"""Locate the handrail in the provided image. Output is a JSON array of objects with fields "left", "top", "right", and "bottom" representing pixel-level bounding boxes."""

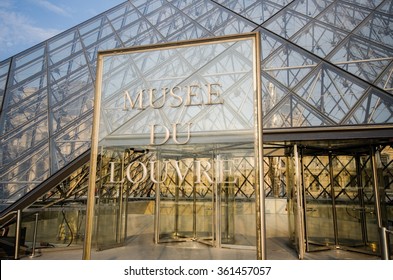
[
  {"left": 0, "top": 149, "right": 91, "bottom": 225},
  {"left": 0, "top": 210, "right": 17, "bottom": 228},
  {"left": 0, "top": 210, "right": 21, "bottom": 259}
]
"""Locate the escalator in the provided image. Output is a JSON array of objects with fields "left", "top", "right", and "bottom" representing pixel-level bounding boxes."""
[
  {"left": 0, "top": 148, "right": 154, "bottom": 259},
  {"left": 0, "top": 149, "right": 91, "bottom": 259}
]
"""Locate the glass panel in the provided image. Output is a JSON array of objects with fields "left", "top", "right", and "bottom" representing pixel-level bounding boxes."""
[
  {"left": 106, "top": 2, "right": 133, "bottom": 22},
  {"left": 329, "top": 35, "right": 393, "bottom": 83},
  {"left": 303, "top": 155, "right": 335, "bottom": 250},
  {"left": 213, "top": 15, "right": 257, "bottom": 36},
  {"left": 134, "top": 0, "right": 166, "bottom": 16},
  {"left": 346, "top": 89, "right": 393, "bottom": 125},
  {"left": 262, "top": 43, "right": 319, "bottom": 89},
  {"left": 154, "top": 12, "right": 193, "bottom": 39},
  {"left": 0, "top": 116, "right": 48, "bottom": 165},
  {"left": 316, "top": 1, "right": 371, "bottom": 32},
  {"left": 286, "top": 154, "right": 301, "bottom": 256},
  {"left": 2, "top": 75, "right": 48, "bottom": 134},
  {"left": 379, "top": 146, "right": 393, "bottom": 258},
  {"left": 358, "top": 154, "right": 380, "bottom": 253},
  {"left": 53, "top": 115, "right": 92, "bottom": 170},
  {"left": 145, "top": 4, "right": 177, "bottom": 26},
  {"left": 260, "top": 29, "right": 285, "bottom": 61},
  {"left": 158, "top": 151, "right": 214, "bottom": 243},
  {"left": 333, "top": 155, "right": 379, "bottom": 254},
  {"left": 0, "top": 144, "right": 50, "bottom": 203},
  {"left": 51, "top": 88, "right": 93, "bottom": 132},
  {"left": 0, "top": 60, "right": 10, "bottom": 110},
  {"left": 291, "top": 95, "right": 332, "bottom": 127},
  {"left": 167, "top": 23, "right": 207, "bottom": 42},
  {"left": 14, "top": 46, "right": 45, "bottom": 69},
  {"left": 291, "top": 0, "right": 333, "bottom": 18},
  {"left": 90, "top": 34, "right": 260, "bottom": 254},
  {"left": 181, "top": 0, "right": 217, "bottom": 21},
  {"left": 376, "top": 63, "right": 393, "bottom": 94},
  {"left": 355, "top": 12, "right": 393, "bottom": 49},
  {"left": 95, "top": 148, "right": 128, "bottom": 249},
  {"left": 49, "top": 65, "right": 92, "bottom": 107},
  {"left": 345, "top": 0, "right": 384, "bottom": 9},
  {"left": 20, "top": 207, "right": 86, "bottom": 250},
  {"left": 215, "top": 0, "right": 283, "bottom": 25},
  {"left": 112, "top": 10, "right": 143, "bottom": 33},
  {"left": 378, "top": 0, "right": 393, "bottom": 14},
  {"left": 263, "top": 10, "right": 310, "bottom": 39},
  {"left": 220, "top": 149, "right": 256, "bottom": 247},
  {"left": 290, "top": 22, "right": 348, "bottom": 58},
  {"left": 296, "top": 64, "right": 368, "bottom": 124}
]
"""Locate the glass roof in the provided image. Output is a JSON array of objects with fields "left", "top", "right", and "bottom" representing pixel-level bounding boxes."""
[{"left": 1, "top": 0, "right": 393, "bottom": 204}]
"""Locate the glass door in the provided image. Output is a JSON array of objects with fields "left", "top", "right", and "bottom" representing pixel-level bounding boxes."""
[
  {"left": 219, "top": 151, "right": 256, "bottom": 249},
  {"left": 302, "top": 152, "right": 381, "bottom": 255},
  {"left": 156, "top": 145, "right": 257, "bottom": 249},
  {"left": 157, "top": 151, "right": 215, "bottom": 245},
  {"left": 333, "top": 155, "right": 379, "bottom": 254},
  {"left": 302, "top": 155, "right": 335, "bottom": 251},
  {"left": 95, "top": 148, "right": 128, "bottom": 250},
  {"left": 287, "top": 146, "right": 305, "bottom": 258}
]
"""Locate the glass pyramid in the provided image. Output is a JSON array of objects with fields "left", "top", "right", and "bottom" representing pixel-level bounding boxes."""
[{"left": 1, "top": 0, "right": 393, "bottom": 206}]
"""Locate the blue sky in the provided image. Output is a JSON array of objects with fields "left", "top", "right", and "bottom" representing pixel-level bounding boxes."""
[{"left": 0, "top": 0, "right": 125, "bottom": 61}]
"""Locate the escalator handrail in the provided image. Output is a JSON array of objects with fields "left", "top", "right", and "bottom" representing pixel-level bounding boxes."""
[{"left": 0, "top": 149, "right": 91, "bottom": 224}]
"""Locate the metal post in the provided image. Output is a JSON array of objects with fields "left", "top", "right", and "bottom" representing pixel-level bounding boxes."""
[
  {"left": 14, "top": 209, "right": 22, "bottom": 260},
  {"left": 215, "top": 154, "right": 221, "bottom": 248},
  {"left": 380, "top": 227, "right": 390, "bottom": 260},
  {"left": 154, "top": 182, "right": 160, "bottom": 243},
  {"left": 83, "top": 54, "right": 103, "bottom": 260},
  {"left": 300, "top": 148, "right": 309, "bottom": 252},
  {"left": 175, "top": 164, "right": 179, "bottom": 238},
  {"left": 370, "top": 146, "right": 389, "bottom": 260},
  {"left": 117, "top": 151, "right": 125, "bottom": 243},
  {"left": 154, "top": 151, "right": 161, "bottom": 244},
  {"left": 254, "top": 31, "right": 266, "bottom": 260},
  {"left": 30, "top": 213, "right": 39, "bottom": 258},
  {"left": 193, "top": 158, "right": 197, "bottom": 239},
  {"left": 328, "top": 153, "right": 339, "bottom": 247},
  {"left": 294, "top": 145, "right": 305, "bottom": 259},
  {"left": 356, "top": 155, "right": 368, "bottom": 246}
]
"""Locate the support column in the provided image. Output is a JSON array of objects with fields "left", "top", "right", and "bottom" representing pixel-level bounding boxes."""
[
  {"left": 328, "top": 153, "right": 339, "bottom": 247},
  {"left": 294, "top": 145, "right": 305, "bottom": 259},
  {"left": 370, "top": 146, "right": 389, "bottom": 260},
  {"left": 154, "top": 152, "right": 161, "bottom": 244}
]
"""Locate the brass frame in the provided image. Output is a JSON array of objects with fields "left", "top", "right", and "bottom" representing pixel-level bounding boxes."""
[{"left": 83, "top": 32, "right": 265, "bottom": 259}]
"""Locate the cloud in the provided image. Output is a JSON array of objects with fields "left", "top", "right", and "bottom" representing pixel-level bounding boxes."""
[
  {"left": 34, "top": 0, "right": 71, "bottom": 17},
  {"left": 0, "top": 0, "right": 13, "bottom": 9},
  {"left": 0, "top": 10, "right": 61, "bottom": 59}
]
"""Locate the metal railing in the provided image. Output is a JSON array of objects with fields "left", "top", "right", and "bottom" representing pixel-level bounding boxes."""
[
  {"left": 381, "top": 226, "right": 392, "bottom": 260},
  {"left": 0, "top": 210, "right": 21, "bottom": 259}
]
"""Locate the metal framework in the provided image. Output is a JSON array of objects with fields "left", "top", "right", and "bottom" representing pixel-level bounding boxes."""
[
  {"left": 0, "top": 0, "right": 393, "bottom": 260},
  {"left": 0, "top": 0, "right": 393, "bottom": 209}
]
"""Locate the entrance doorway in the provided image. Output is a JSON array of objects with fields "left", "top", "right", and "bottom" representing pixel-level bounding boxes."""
[
  {"left": 154, "top": 145, "right": 257, "bottom": 249},
  {"left": 302, "top": 153, "right": 379, "bottom": 254},
  {"left": 288, "top": 144, "right": 393, "bottom": 258}
]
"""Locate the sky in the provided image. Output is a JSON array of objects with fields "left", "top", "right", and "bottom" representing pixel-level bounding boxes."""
[{"left": 0, "top": 0, "right": 126, "bottom": 61}]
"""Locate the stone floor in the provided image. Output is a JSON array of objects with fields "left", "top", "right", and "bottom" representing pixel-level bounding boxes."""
[
  {"left": 23, "top": 236, "right": 380, "bottom": 260},
  {"left": 20, "top": 214, "right": 381, "bottom": 261}
]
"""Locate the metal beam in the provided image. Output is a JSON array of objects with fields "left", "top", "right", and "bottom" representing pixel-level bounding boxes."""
[{"left": 0, "top": 149, "right": 91, "bottom": 223}]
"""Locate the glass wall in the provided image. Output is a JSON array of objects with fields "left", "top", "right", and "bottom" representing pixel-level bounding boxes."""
[{"left": 83, "top": 33, "right": 263, "bottom": 257}]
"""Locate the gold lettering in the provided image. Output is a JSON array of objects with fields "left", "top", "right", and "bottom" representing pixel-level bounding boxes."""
[
  {"left": 206, "top": 83, "right": 223, "bottom": 105},
  {"left": 123, "top": 90, "right": 145, "bottom": 110},
  {"left": 185, "top": 84, "right": 202, "bottom": 106},
  {"left": 149, "top": 87, "right": 167, "bottom": 109},
  {"left": 169, "top": 86, "right": 183, "bottom": 107}
]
